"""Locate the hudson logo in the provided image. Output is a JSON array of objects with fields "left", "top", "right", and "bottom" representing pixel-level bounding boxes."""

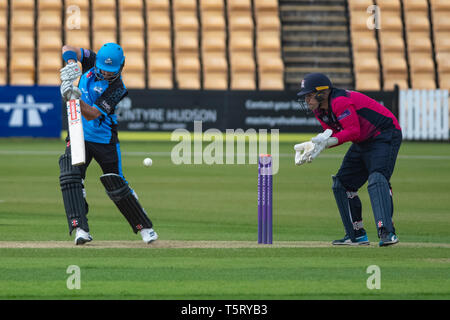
[{"left": 0, "top": 94, "right": 54, "bottom": 127}]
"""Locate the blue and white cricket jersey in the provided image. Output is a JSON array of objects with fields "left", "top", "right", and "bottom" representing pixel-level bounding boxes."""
[{"left": 77, "top": 48, "right": 128, "bottom": 144}]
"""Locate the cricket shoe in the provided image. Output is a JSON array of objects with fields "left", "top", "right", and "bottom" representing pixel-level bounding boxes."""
[
  {"left": 140, "top": 228, "right": 158, "bottom": 244},
  {"left": 332, "top": 234, "right": 370, "bottom": 246},
  {"left": 74, "top": 228, "right": 93, "bottom": 245},
  {"left": 379, "top": 230, "right": 399, "bottom": 247}
]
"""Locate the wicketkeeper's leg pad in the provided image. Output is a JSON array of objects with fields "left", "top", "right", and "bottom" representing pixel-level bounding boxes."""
[
  {"left": 367, "top": 172, "right": 395, "bottom": 235},
  {"left": 100, "top": 173, "right": 153, "bottom": 233},
  {"left": 59, "top": 153, "right": 89, "bottom": 235},
  {"left": 332, "top": 175, "right": 356, "bottom": 241}
]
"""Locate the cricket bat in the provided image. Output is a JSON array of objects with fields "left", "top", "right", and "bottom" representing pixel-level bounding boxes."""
[{"left": 67, "top": 92, "right": 86, "bottom": 166}]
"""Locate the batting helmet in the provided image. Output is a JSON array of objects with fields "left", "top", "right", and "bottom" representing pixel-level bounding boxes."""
[{"left": 95, "top": 43, "right": 125, "bottom": 74}]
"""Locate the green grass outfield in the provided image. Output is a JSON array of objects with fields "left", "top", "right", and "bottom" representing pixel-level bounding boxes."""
[{"left": 0, "top": 134, "right": 449, "bottom": 300}]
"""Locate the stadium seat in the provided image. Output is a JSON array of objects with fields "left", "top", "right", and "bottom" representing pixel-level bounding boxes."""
[
  {"left": 38, "top": 11, "right": 62, "bottom": 30},
  {"left": 229, "top": 31, "right": 253, "bottom": 52},
  {"left": 93, "top": 31, "right": 117, "bottom": 51},
  {"left": 120, "top": 11, "right": 144, "bottom": 31},
  {"left": 173, "top": 11, "right": 198, "bottom": 31},
  {"left": 259, "top": 73, "right": 284, "bottom": 90},
  {"left": 121, "top": 32, "right": 145, "bottom": 51},
  {"left": 350, "top": 12, "right": 372, "bottom": 31},
  {"left": 38, "top": 31, "right": 62, "bottom": 51},
  {"left": 146, "top": 0, "right": 170, "bottom": 10},
  {"left": 173, "top": 0, "right": 197, "bottom": 11},
  {"left": 0, "top": 50, "right": 6, "bottom": 85},
  {"left": 256, "top": 32, "right": 281, "bottom": 52},
  {"left": 66, "top": 30, "right": 90, "bottom": 50},
  {"left": 411, "top": 73, "right": 436, "bottom": 89},
  {"left": 200, "top": 0, "right": 223, "bottom": 11},
  {"left": 405, "top": 12, "right": 430, "bottom": 32},
  {"left": 432, "top": 12, "right": 450, "bottom": 32},
  {"left": 147, "top": 12, "right": 171, "bottom": 30},
  {"left": 438, "top": 73, "right": 450, "bottom": 89},
  {"left": 93, "top": 10, "right": 117, "bottom": 30},
  {"left": 348, "top": 0, "right": 374, "bottom": 11},
  {"left": 38, "top": 52, "right": 62, "bottom": 85},
  {"left": 355, "top": 72, "right": 381, "bottom": 91},
  {"left": 228, "top": 12, "right": 253, "bottom": 32},
  {"left": 149, "top": 72, "right": 173, "bottom": 89},
  {"left": 148, "top": 31, "right": 172, "bottom": 51},
  {"left": 434, "top": 32, "right": 450, "bottom": 51},
  {"left": 65, "top": 0, "right": 89, "bottom": 10},
  {"left": 11, "top": 0, "right": 34, "bottom": 10},
  {"left": 407, "top": 32, "right": 432, "bottom": 52},
  {"left": 380, "top": 12, "right": 403, "bottom": 31},
  {"left": 148, "top": 52, "right": 173, "bottom": 73},
  {"left": 203, "top": 73, "right": 228, "bottom": 90},
  {"left": 174, "top": 31, "right": 198, "bottom": 53},
  {"left": 11, "top": 10, "right": 34, "bottom": 30},
  {"left": 228, "top": 0, "right": 251, "bottom": 12},
  {"left": 430, "top": 0, "right": 450, "bottom": 10},
  {"left": 231, "top": 72, "right": 255, "bottom": 90},
  {"left": 352, "top": 32, "right": 377, "bottom": 51},
  {"left": 230, "top": 52, "right": 255, "bottom": 73},
  {"left": 119, "top": 0, "right": 143, "bottom": 10},
  {"left": 379, "top": 32, "right": 405, "bottom": 51},
  {"left": 376, "top": 0, "right": 401, "bottom": 10},
  {"left": 201, "top": 11, "right": 225, "bottom": 30},
  {"left": 255, "top": 12, "right": 281, "bottom": 32},
  {"left": 38, "top": 0, "right": 62, "bottom": 12},
  {"left": 436, "top": 53, "right": 450, "bottom": 72},
  {"left": 253, "top": 0, "right": 278, "bottom": 13},
  {"left": 353, "top": 52, "right": 379, "bottom": 73},
  {"left": 92, "top": 0, "right": 112, "bottom": 10},
  {"left": 122, "top": 72, "right": 146, "bottom": 89},
  {"left": 10, "top": 52, "right": 35, "bottom": 85},
  {"left": 403, "top": 0, "right": 428, "bottom": 11},
  {"left": 203, "top": 53, "right": 227, "bottom": 89},
  {"left": 11, "top": 31, "right": 34, "bottom": 50},
  {"left": 202, "top": 31, "right": 226, "bottom": 52}
]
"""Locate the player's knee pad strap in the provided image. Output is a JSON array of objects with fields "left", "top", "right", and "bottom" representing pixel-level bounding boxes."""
[
  {"left": 368, "top": 172, "right": 394, "bottom": 233},
  {"left": 332, "top": 176, "right": 356, "bottom": 240},
  {"left": 59, "top": 154, "right": 89, "bottom": 234},
  {"left": 100, "top": 173, "right": 152, "bottom": 233}
]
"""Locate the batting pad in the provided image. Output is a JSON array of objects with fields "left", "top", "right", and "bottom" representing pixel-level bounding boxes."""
[
  {"left": 332, "top": 176, "right": 356, "bottom": 241},
  {"left": 100, "top": 173, "right": 153, "bottom": 233},
  {"left": 59, "top": 154, "right": 89, "bottom": 234},
  {"left": 367, "top": 172, "right": 395, "bottom": 234}
]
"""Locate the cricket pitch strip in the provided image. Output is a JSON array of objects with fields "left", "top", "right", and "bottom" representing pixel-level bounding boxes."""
[{"left": 0, "top": 241, "right": 449, "bottom": 249}]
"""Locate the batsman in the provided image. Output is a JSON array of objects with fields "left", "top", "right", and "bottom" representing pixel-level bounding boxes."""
[
  {"left": 295, "top": 73, "right": 402, "bottom": 247},
  {"left": 59, "top": 43, "right": 158, "bottom": 245}
]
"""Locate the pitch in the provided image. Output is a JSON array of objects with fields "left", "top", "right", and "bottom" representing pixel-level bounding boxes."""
[{"left": 0, "top": 136, "right": 449, "bottom": 299}]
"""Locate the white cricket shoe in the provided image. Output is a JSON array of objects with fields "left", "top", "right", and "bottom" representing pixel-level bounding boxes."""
[
  {"left": 140, "top": 228, "right": 158, "bottom": 244},
  {"left": 75, "top": 228, "right": 93, "bottom": 245}
]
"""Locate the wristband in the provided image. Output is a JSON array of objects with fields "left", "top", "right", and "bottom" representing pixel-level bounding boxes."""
[{"left": 62, "top": 50, "right": 78, "bottom": 63}]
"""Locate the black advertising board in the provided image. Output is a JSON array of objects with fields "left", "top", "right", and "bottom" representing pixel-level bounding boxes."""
[{"left": 63, "top": 89, "right": 397, "bottom": 133}]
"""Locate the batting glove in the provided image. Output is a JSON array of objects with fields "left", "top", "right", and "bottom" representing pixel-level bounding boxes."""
[
  {"left": 60, "top": 80, "right": 73, "bottom": 100},
  {"left": 60, "top": 62, "right": 82, "bottom": 82}
]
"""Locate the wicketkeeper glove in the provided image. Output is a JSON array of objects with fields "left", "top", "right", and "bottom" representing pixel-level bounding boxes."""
[
  {"left": 294, "top": 141, "right": 315, "bottom": 166},
  {"left": 308, "top": 129, "right": 337, "bottom": 161}
]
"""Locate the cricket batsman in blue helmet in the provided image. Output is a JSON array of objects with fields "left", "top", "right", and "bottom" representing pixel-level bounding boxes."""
[{"left": 58, "top": 43, "right": 158, "bottom": 245}]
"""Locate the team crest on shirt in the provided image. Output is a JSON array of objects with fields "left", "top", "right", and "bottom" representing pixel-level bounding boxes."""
[
  {"left": 86, "top": 71, "right": 93, "bottom": 78},
  {"left": 93, "top": 86, "right": 103, "bottom": 94},
  {"left": 337, "top": 109, "right": 351, "bottom": 120}
]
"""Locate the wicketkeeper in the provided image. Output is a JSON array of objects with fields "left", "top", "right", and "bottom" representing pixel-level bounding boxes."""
[
  {"left": 295, "top": 73, "right": 402, "bottom": 247},
  {"left": 59, "top": 43, "right": 158, "bottom": 245}
]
